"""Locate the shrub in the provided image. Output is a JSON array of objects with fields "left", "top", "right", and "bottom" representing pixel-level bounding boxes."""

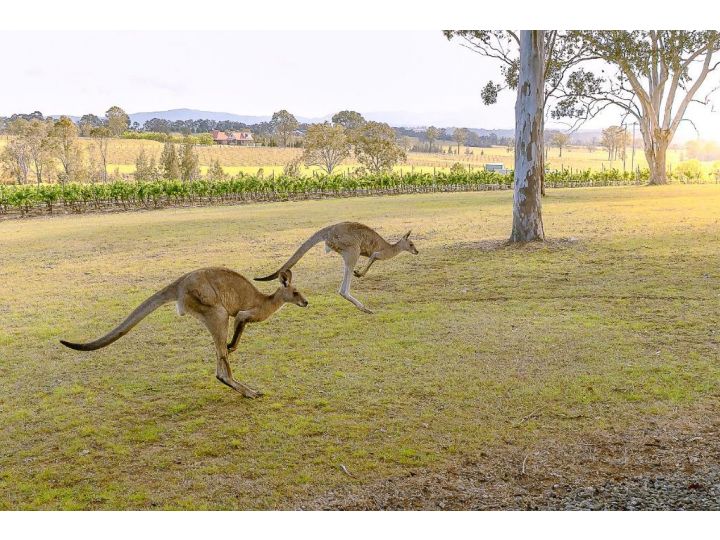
[
  {"left": 673, "top": 159, "right": 704, "bottom": 181},
  {"left": 450, "top": 162, "right": 467, "bottom": 175}
]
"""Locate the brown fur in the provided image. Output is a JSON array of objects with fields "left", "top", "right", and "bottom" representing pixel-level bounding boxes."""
[
  {"left": 60, "top": 268, "right": 307, "bottom": 397},
  {"left": 256, "top": 222, "right": 418, "bottom": 313}
]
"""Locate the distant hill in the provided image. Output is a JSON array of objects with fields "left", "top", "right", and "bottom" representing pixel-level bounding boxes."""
[
  {"left": 467, "top": 127, "right": 515, "bottom": 138},
  {"left": 129, "top": 109, "right": 269, "bottom": 125},
  {"left": 48, "top": 115, "right": 81, "bottom": 122},
  {"left": 125, "top": 109, "right": 514, "bottom": 133},
  {"left": 127, "top": 108, "right": 328, "bottom": 126}
]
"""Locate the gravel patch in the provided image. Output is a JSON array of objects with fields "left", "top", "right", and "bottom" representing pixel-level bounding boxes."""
[{"left": 532, "top": 468, "right": 720, "bottom": 510}]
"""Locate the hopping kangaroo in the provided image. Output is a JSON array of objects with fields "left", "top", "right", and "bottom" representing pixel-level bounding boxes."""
[
  {"left": 60, "top": 268, "right": 307, "bottom": 397},
  {"left": 256, "top": 222, "right": 418, "bottom": 313}
]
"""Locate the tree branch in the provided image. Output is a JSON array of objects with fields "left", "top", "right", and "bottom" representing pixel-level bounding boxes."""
[
  {"left": 670, "top": 44, "right": 717, "bottom": 135},
  {"left": 679, "top": 117, "right": 700, "bottom": 137}
]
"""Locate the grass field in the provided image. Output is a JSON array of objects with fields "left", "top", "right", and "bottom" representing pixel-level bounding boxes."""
[
  {"left": 1, "top": 185, "right": 719, "bottom": 509},
  {"left": 3, "top": 135, "right": 718, "bottom": 180}
]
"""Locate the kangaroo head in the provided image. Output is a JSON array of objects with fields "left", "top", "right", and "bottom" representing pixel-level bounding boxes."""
[
  {"left": 278, "top": 270, "right": 309, "bottom": 307},
  {"left": 398, "top": 230, "right": 419, "bottom": 255}
]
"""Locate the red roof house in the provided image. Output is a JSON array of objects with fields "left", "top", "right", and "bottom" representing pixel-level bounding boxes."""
[{"left": 211, "top": 130, "right": 254, "bottom": 146}]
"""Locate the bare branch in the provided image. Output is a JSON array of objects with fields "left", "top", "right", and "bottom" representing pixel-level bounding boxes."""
[
  {"left": 455, "top": 34, "right": 514, "bottom": 67},
  {"left": 679, "top": 117, "right": 700, "bottom": 137}
]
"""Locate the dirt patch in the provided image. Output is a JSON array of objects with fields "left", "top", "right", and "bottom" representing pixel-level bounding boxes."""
[
  {"left": 452, "top": 237, "right": 582, "bottom": 253},
  {"left": 300, "top": 402, "right": 720, "bottom": 510}
]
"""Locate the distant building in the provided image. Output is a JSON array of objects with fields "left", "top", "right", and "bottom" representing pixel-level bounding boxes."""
[
  {"left": 210, "top": 130, "right": 254, "bottom": 146},
  {"left": 484, "top": 163, "right": 510, "bottom": 175}
]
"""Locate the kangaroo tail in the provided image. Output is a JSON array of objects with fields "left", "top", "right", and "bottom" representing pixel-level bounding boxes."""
[
  {"left": 255, "top": 226, "right": 333, "bottom": 281},
  {"left": 60, "top": 281, "right": 179, "bottom": 351}
]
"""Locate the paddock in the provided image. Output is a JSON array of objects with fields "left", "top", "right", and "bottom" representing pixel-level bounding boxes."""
[{"left": 0, "top": 185, "right": 718, "bottom": 509}]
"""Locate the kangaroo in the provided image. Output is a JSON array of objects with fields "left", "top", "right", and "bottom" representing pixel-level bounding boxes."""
[
  {"left": 255, "top": 222, "right": 418, "bottom": 314},
  {"left": 60, "top": 268, "right": 307, "bottom": 398}
]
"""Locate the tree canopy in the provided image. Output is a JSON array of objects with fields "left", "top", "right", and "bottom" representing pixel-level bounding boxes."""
[
  {"left": 331, "top": 110, "right": 366, "bottom": 131},
  {"left": 301, "top": 123, "right": 351, "bottom": 174},
  {"left": 105, "top": 106, "right": 130, "bottom": 137},
  {"left": 453, "top": 128, "right": 469, "bottom": 154},
  {"left": 78, "top": 114, "right": 103, "bottom": 137},
  {"left": 271, "top": 110, "right": 299, "bottom": 147},
  {"left": 425, "top": 126, "right": 440, "bottom": 152},
  {"left": 600, "top": 126, "right": 628, "bottom": 160},
  {"left": 353, "top": 122, "right": 406, "bottom": 174},
  {"left": 49, "top": 116, "right": 80, "bottom": 182},
  {"left": 444, "top": 31, "right": 596, "bottom": 115},
  {"left": 550, "top": 132, "right": 570, "bottom": 156}
]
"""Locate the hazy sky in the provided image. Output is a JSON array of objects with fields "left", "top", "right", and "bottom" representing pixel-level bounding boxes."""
[{"left": 1, "top": 30, "right": 719, "bottom": 140}]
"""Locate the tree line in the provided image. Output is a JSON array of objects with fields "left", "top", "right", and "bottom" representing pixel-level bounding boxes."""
[
  {"left": 399, "top": 126, "right": 513, "bottom": 152},
  {"left": 0, "top": 106, "right": 130, "bottom": 184},
  {"left": 2, "top": 106, "right": 516, "bottom": 158},
  {"left": 0, "top": 108, "right": 411, "bottom": 183}
]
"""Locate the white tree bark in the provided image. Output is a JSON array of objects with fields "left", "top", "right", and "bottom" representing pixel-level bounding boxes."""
[{"left": 510, "top": 30, "right": 546, "bottom": 243}]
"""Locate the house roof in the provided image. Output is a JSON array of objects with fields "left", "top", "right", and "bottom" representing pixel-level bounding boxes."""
[{"left": 211, "top": 130, "right": 253, "bottom": 141}]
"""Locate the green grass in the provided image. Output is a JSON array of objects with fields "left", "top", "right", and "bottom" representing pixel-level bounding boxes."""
[{"left": 1, "top": 185, "right": 719, "bottom": 509}]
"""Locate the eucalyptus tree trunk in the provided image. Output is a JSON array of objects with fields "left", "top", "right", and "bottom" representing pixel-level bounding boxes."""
[
  {"left": 510, "top": 30, "right": 546, "bottom": 243},
  {"left": 641, "top": 123, "right": 670, "bottom": 185}
]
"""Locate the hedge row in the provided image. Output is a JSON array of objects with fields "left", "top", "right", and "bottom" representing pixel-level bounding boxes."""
[
  {"left": 121, "top": 131, "right": 215, "bottom": 145},
  {"left": 0, "top": 168, "right": 649, "bottom": 217}
]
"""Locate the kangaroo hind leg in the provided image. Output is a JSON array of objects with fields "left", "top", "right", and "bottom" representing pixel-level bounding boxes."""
[
  {"left": 339, "top": 250, "right": 373, "bottom": 314},
  {"left": 201, "top": 306, "right": 262, "bottom": 398}
]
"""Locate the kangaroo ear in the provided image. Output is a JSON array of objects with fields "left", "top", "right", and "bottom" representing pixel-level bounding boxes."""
[
  {"left": 279, "top": 269, "right": 292, "bottom": 287},
  {"left": 403, "top": 230, "right": 412, "bottom": 239}
]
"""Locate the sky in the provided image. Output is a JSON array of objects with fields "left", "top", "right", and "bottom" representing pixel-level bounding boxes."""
[{"left": 1, "top": 30, "right": 719, "bottom": 141}]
